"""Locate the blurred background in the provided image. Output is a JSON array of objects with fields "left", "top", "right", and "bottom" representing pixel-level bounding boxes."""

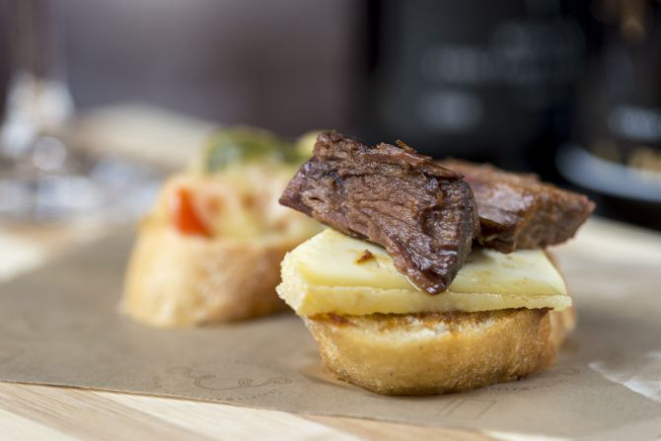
[{"left": 0, "top": 0, "right": 660, "bottom": 229}]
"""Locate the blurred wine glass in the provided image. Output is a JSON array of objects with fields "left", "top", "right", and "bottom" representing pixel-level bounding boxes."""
[{"left": 0, "top": 0, "right": 157, "bottom": 224}]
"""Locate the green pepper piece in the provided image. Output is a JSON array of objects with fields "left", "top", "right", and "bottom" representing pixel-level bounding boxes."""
[{"left": 202, "top": 127, "right": 303, "bottom": 173}]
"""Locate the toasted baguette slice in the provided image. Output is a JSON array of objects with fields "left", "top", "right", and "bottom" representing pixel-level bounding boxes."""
[
  {"left": 304, "top": 307, "right": 575, "bottom": 395},
  {"left": 123, "top": 220, "right": 306, "bottom": 327},
  {"left": 123, "top": 166, "right": 320, "bottom": 328}
]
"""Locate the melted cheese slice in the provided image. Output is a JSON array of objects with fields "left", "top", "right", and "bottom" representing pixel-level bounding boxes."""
[{"left": 277, "top": 229, "right": 570, "bottom": 316}]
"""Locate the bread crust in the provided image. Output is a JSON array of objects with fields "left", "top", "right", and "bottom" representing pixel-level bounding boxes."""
[
  {"left": 304, "top": 307, "right": 575, "bottom": 395},
  {"left": 123, "top": 211, "right": 319, "bottom": 327}
]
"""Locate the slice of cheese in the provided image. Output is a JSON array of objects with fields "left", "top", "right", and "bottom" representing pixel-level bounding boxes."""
[{"left": 277, "top": 229, "right": 570, "bottom": 316}]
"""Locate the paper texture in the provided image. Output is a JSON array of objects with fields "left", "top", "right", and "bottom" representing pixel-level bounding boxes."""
[{"left": 0, "top": 225, "right": 660, "bottom": 440}]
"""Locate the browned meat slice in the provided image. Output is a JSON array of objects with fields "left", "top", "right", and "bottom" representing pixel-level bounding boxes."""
[
  {"left": 438, "top": 159, "right": 595, "bottom": 253},
  {"left": 280, "top": 131, "right": 479, "bottom": 294}
]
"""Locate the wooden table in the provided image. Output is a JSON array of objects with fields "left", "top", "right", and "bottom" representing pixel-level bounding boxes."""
[{"left": 1, "top": 218, "right": 659, "bottom": 440}]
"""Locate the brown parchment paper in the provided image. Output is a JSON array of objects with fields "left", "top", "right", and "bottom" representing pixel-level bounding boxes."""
[{"left": 1, "top": 226, "right": 660, "bottom": 440}]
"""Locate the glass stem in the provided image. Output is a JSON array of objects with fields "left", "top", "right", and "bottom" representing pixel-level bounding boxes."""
[{"left": 1, "top": 0, "right": 74, "bottom": 158}]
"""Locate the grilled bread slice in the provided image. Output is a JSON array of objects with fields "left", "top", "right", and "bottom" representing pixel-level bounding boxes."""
[{"left": 305, "top": 306, "right": 575, "bottom": 395}]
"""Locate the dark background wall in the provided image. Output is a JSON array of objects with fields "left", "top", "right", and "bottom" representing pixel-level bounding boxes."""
[{"left": 1, "top": 0, "right": 362, "bottom": 136}]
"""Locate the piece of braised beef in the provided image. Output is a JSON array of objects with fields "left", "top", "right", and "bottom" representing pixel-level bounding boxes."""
[
  {"left": 280, "top": 131, "right": 479, "bottom": 294},
  {"left": 438, "top": 159, "right": 595, "bottom": 253}
]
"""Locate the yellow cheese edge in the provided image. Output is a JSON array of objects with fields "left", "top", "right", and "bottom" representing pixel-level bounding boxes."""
[{"left": 277, "top": 230, "right": 571, "bottom": 316}]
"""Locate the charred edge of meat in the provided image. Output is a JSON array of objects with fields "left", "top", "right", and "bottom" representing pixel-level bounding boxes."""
[{"left": 280, "top": 131, "right": 479, "bottom": 294}]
